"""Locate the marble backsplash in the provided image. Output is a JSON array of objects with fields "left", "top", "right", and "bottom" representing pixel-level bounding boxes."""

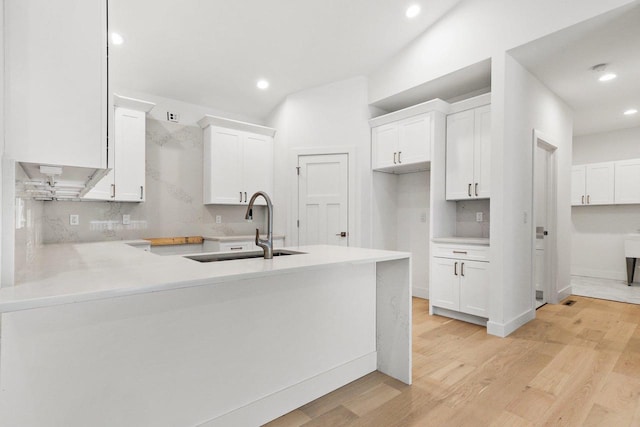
[
  {"left": 14, "top": 165, "right": 45, "bottom": 283},
  {"left": 456, "top": 199, "right": 490, "bottom": 238},
  {"left": 42, "top": 119, "right": 265, "bottom": 243}
]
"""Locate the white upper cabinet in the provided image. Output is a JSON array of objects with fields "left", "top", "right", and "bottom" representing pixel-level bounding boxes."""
[
  {"left": 85, "top": 97, "right": 154, "bottom": 202},
  {"left": 615, "top": 159, "right": 640, "bottom": 204},
  {"left": 571, "top": 166, "right": 587, "bottom": 206},
  {"left": 5, "top": 0, "right": 107, "bottom": 168},
  {"left": 572, "top": 162, "right": 614, "bottom": 206},
  {"left": 369, "top": 98, "right": 449, "bottom": 174},
  {"left": 446, "top": 104, "right": 491, "bottom": 200},
  {"left": 199, "top": 116, "right": 276, "bottom": 206},
  {"left": 372, "top": 113, "right": 432, "bottom": 172}
]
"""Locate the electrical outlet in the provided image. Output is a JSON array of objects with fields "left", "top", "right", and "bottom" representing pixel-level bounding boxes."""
[
  {"left": 122, "top": 214, "right": 131, "bottom": 225},
  {"left": 215, "top": 215, "right": 222, "bottom": 224},
  {"left": 523, "top": 212, "right": 528, "bottom": 224},
  {"left": 476, "top": 212, "right": 483, "bottom": 222},
  {"left": 420, "top": 212, "right": 427, "bottom": 223},
  {"left": 69, "top": 214, "right": 79, "bottom": 226},
  {"left": 166, "top": 112, "right": 180, "bottom": 122}
]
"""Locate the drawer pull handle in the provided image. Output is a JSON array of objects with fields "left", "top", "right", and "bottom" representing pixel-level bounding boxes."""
[
  {"left": 454, "top": 262, "right": 458, "bottom": 276},
  {"left": 230, "top": 247, "right": 243, "bottom": 250},
  {"left": 468, "top": 183, "right": 472, "bottom": 197},
  {"left": 475, "top": 183, "right": 478, "bottom": 197},
  {"left": 393, "top": 152, "right": 397, "bottom": 164},
  {"left": 453, "top": 251, "right": 468, "bottom": 254}
]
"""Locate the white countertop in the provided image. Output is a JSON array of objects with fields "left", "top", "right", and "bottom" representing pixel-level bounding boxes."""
[
  {"left": 1, "top": 242, "right": 409, "bottom": 313},
  {"left": 432, "top": 237, "right": 490, "bottom": 245},
  {"left": 202, "top": 234, "right": 285, "bottom": 242}
]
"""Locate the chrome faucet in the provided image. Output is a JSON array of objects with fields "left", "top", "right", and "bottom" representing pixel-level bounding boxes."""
[{"left": 244, "top": 191, "right": 273, "bottom": 259}]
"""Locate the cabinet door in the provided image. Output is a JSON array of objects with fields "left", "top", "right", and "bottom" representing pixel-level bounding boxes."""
[
  {"left": 430, "top": 257, "right": 460, "bottom": 311},
  {"left": 398, "top": 113, "right": 431, "bottom": 165},
  {"left": 372, "top": 123, "right": 399, "bottom": 169},
  {"left": 571, "top": 166, "right": 586, "bottom": 206},
  {"left": 585, "top": 162, "right": 614, "bottom": 205},
  {"left": 84, "top": 170, "right": 114, "bottom": 200},
  {"left": 473, "top": 105, "right": 491, "bottom": 199},
  {"left": 204, "top": 127, "right": 244, "bottom": 204},
  {"left": 614, "top": 159, "right": 640, "bottom": 204},
  {"left": 459, "top": 260, "right": 489, "bottom": 318},
  {"left": 6, "top": 0, "right": 107, "bottom": 168},
  {"left": 446, "top": 110, "right": 475, "bottom": 200},
  {"left": 114, "top": 108, "right": 146, "bottom": 202},
  {"left": 243, "top": 133, "right": 274, "bottom": 206}
]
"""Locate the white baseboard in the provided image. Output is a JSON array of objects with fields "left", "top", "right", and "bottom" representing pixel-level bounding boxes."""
[
  {"left": 412, "top": 286, "right": 429, "bottom": 299},
  {"left": 557, "top": 284, "right": 572, "bottom": 302},
  {"left": 431, "top": 306, "right": 487, "bottom": 327},
  {"left": 571, "top": 267, "right": 626, "bottom": 282},
  {"left": 487, "top": 309, "right": 535, "bottom": 337},
  {"left": 198, "top": 352, "right": 377, "bottom": 427}
]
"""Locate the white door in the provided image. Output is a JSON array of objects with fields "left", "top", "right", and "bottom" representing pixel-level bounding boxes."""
[
  {"left": 298, "top": 154, "right": 349, "bottom": 246},
  {"left": 372, "top": 123, "right": 398, "bottom": 169},
  {"left": 114, "top": 108, "right": 146, "bottom": 202},
  {"left": 585, "top": 162, "right": 614, "bottom": 205},
  {"left": 571, "top": 166, "right": 586, "bottom": 206},
  {"left": 204, "top": 126, "right": 244, "bottom": 204},
  {"left": 398, "top": 113, "right": 431, "bottom": 165},
  {"left": 459, "top": 260, "right": 489, "bottom": 317},
  {"left": 473, "top": 105, "right": 491, "bottom": 198},
  {"left": 446, "top": 109, "right": 475, "bottom": 200},
  {"left": 534, "top": 144, "right": 549, "bottom": 306},
  {"left": 615, "top": 159, "right": 640, "bottom": 204},
  {"left": 243, "top": 133, "right": 273, "bottom": 206},
  {"left": 430, "top": 257, "right": 460, "bottom": 311}
]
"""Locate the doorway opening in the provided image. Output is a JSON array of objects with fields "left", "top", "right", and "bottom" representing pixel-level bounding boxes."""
[{"left": 532, "top": 130, "right": 558, "bottom": 309}]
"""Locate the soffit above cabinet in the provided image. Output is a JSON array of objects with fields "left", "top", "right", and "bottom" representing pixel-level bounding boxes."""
[
  {"left": 369, "top": 98, "right": 450, "bottom": 128},
  {"left": 197, "top": 115, "right": 276, "bottom": 137}
]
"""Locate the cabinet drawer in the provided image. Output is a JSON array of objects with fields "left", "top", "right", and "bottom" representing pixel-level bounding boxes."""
[
  {"left": 432, "top": 244, "right": 489, "bottom": 262},
  {"left": 219, "top": 241, "right": 253, "bottom": 252}
]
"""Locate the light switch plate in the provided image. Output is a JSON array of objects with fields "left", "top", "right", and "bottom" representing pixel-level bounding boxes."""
[
  {"left": 69, "top": 214, "right": 79, "bottom": 226},
  {"left": 122, "top": 214, "right": 131, "bottom": 225}
]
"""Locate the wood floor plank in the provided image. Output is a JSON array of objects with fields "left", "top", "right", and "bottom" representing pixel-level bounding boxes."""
[{"left": 263, "top": 296, "right": 640, "bottom": 427}]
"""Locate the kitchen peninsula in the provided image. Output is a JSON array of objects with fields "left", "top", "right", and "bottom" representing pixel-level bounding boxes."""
[{"left": 0, "top": 242, "right": 411, "bottom": 427}]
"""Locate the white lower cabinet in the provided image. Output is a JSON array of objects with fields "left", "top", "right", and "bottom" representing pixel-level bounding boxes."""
[
  {"left": 203, "top": 237, "right": 285, "bottom": 253},
  {"left": 431, "top": 244, "right": 489, "bottom": 319}
]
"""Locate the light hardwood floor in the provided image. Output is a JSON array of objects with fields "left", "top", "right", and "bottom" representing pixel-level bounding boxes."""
[{"left": 265, "top": 296, "right": 640, "bottom": 426}]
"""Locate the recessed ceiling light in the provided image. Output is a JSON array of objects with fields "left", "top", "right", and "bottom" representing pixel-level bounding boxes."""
[
  {"left": 624, "top": 108, "right": 638, "bottom": 116},
  {"left": 111, "top": 32, "right": 124, "bottom": 45},
  {"left": 256, "top": 79, "right": 269, "bottom": 90},
  {"left": 406, "top": 4, "right": 421, "bottom": 18},
  {"left": 598, "top": 73, "right": 617, "bottom": 82}
]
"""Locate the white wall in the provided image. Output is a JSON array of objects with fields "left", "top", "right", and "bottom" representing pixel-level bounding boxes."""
[
  {"left": 368, "top": 0, "right": 636, "bottom": 105},
  {"left": 571, "top": 126, "right": 640, "bottom": 281},
  {"left": 489, "top": 54, "right": 573, "bottom": 336},
  {"left": 267, "top": 76, "right": 373, "bottom": 248},
  {"left": 0, "top": 0, "right": 4, "bottom": 284}
]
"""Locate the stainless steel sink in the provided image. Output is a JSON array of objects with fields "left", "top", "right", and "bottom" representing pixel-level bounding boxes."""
[{"left": 184, "top": 249, "right": 305, "bottom": 263}]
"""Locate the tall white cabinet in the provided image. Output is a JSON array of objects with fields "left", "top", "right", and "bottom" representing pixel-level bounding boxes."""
[
  {"left": 5, "top": 0, "right": 107, "bottom": 168},
  {"left": 198, "top": 116, "right": 276, "bottom": 205},
  {"left": 85, "top": 96, "right": 155, "bottom": 202},
  {"left": 445, "top": 104, "right": 491, "bottom": 200}
]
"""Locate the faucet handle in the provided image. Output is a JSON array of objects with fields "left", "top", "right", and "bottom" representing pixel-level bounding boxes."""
[{"left": 255, "top": 228, "right": 260, "bottom": 245}]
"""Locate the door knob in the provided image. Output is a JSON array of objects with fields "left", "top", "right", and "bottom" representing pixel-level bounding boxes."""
[{"left": 335, "top": 232, "right": 347, "bottom": 237}]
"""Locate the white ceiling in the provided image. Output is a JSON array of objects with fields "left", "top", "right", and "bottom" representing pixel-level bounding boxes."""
[
  {"left": 110, "top": 0, "right": 462, "bottom": 122},
  {"left": 510, "top": 4, "right": 640, "bottom": 136}
]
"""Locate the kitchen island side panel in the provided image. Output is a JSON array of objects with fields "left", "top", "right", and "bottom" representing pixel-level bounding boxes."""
[{"left": 0, "top": 263, "right": 377, "bottom": 427}]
